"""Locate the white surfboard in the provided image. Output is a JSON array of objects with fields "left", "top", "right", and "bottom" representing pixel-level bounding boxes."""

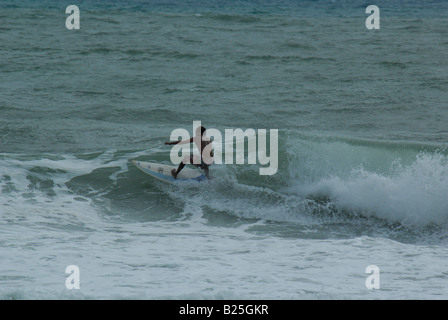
[{"left": 132, "top": 160, "right": 207, "bottom": 183}]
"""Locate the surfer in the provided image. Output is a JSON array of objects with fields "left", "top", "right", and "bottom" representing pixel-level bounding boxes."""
[{"left": 165, "top": 126, "right": 214, "bottom": 179}]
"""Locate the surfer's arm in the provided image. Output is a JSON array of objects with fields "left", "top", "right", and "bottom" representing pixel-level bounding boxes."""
[{"left": 165, "top": 138, "right": 193, "bottom": 145}]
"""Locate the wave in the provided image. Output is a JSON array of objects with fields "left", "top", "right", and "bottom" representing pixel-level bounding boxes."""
[
  {"left": 0, "top": 150, "right": 140, "bottom": 230},
  {"left": 283, "top": 133, "right": 448, "bottom": 224},
  {"left": 2, "top": 132, "right": 447, "bottom": 242},
  {"left": 162, "top": 132, "right": 448, "bottom": 239},
  {"left": 300, "top": 152, "right": 448, "bottom": 225}
]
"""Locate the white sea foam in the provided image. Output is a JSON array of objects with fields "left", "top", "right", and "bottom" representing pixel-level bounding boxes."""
[
  {"left": 301, "top": 152, "right": 448, "bottom": 225},
  {"left": 0, "top": 150, "right": 142, "bottom": 225},
  {"left": 283, "top": 133, "right": 448, "bottom": 226}
]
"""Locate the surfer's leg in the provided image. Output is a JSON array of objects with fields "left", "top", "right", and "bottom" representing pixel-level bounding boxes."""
[
  {"left": 171, "top": 162, "right": 185, "bottom": 179},
  {"left": 171, "top": 155, "right": 193, "bottom": 178},
  {"left": 203, "top": 165, "right": 210, "bottom": 179},
  {"left": 189, "top": 155, "right": 204, "bottom": 170},
  {"left": 197, "top": 157, "right": 211, "bottom": 179}
]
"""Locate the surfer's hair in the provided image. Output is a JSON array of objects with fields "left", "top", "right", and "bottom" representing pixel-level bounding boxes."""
[{"left": 200, "top": 126, "right": 206, "bottom": 136}]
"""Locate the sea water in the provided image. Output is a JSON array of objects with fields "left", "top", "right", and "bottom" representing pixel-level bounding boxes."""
[{"left": 1, "top": 0, "right": 448, "bottom": 299}]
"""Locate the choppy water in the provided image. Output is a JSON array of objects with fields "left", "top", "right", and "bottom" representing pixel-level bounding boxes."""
[{"left": 1, "top": 0, "right": 448, "bottom": 299}]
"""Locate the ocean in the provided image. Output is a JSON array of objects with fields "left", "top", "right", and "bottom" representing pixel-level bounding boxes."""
[{"left": 1, "top": 0, "right": 448, "bottom": 300}]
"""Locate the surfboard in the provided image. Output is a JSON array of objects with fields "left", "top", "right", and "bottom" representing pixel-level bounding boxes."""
[{"left": 132, "top": 160, "right": 207, "bottom": 183}]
